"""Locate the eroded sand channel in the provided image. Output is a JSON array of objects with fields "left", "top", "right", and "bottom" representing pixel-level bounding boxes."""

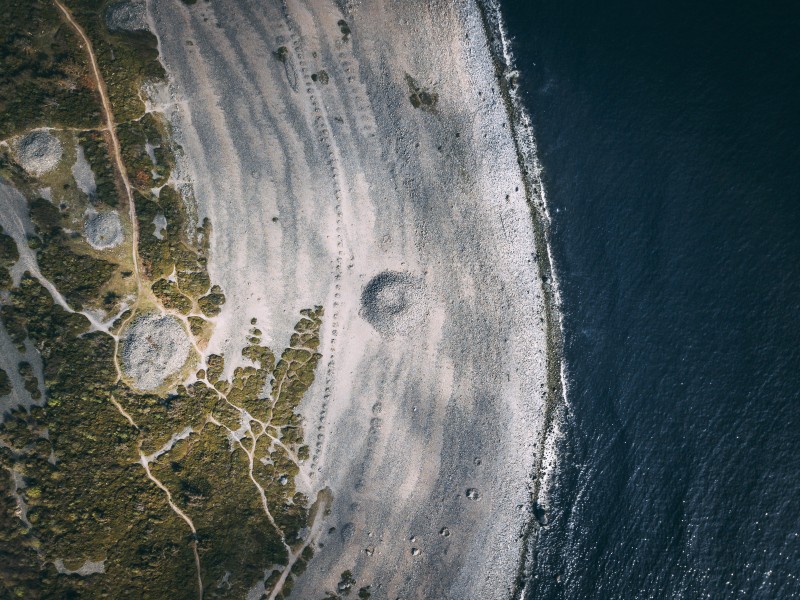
[{"left": 147, "top": 0, "right": 550, "bottom": 597}]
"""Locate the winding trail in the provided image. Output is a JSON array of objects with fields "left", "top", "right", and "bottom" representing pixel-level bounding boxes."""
[
  {"left": 139, "top": 452, "right": 204, "bottom": 600},
  {"left": 54, "top": 0, "right": 142, "bottom": 291},
  {"left": 52, "top": 3, "right": 208, "bottom": 595},
  {"left": 54, "top": 0, "right": 151, "bottom": 388},
  {"left": 266, "top": 489, "right": 331, "bottom": 600},
  {"left": 49, "top": 4, "right": 328, "bottom": 598}
]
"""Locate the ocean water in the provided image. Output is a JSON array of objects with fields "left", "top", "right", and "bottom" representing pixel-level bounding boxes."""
[{"left": 499, "top": 0, "right": 800, "bottom": 597}]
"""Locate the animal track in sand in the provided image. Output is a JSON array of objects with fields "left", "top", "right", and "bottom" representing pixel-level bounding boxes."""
[{"left": 279, "top": 9, "right": 352, "bottom": 474}]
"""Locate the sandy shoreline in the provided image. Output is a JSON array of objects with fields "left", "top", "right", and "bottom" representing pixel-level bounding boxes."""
[
  {"left": 146, "top": 0, "right": 558, "bottom": 596},
  {"left": 476, "top": 0, "right": 568, "bottom": 591}
]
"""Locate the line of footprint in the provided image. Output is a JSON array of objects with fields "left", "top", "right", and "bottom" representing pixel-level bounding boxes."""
[{"left": 279, "top": 2, "right": 347, "bottom": 474}]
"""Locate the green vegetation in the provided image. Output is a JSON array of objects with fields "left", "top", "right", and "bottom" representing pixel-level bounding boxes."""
[
  {"left": 0, "top": 1, "right": 101, "bottom": 138},
  {"left": 0, "top": 409, "right": 45, "bottom": 599},
  {"left": 337, "top": 19, "right": 352, "bottom": 40},
  {"left": 29, "top": 197, "right": 118, "bottom": 311},
  {"left": 134, "top": 191, "right": 172, "bottom": 279},
  {"left": 117, "top": 112, "right": 173, "bottom": 189},
  {"left": 151, "top": 310, "right": 324, "bottom": 597},
  {"left": 188, "top": 315, "right": 210, "bottom": 340},
  {"left": 150, "top": 424, "right": 284, "bottom": 596},
  {"left": 1, "top": 265, "right": 325, "bottom": 596},
  {"left": 64, "top": 0, "right": 165, "bottom": 122},
  {"left": 136, "top": 184, "right": 218, "bottom": 321},
  {"left": 151, "top": 278, "right": 192, "bottom": 314},
  {"left": 198, "top": 284, "right": 226, "bottom": 317},
  {"left": 204, "top": 353, "right": 223, "bottom": 385},
  {"left": 38, "top": 239, "right": 116, "bottom": 309},
  {"left": 0, "top": 274, "right": 163, "bottom": 597},
  {"left": 17, "top": 361, "right": 41, "bottom": 400},
  {"left": 0, "top": 367, "right": 10, "bottom": 396},
  {"left": 177, "top": 268, "right": 210, "bottom": 298},
  {"left": 271, "top": 309, "right": 322, "bottom": 437},
  {"left": 0, "top": 224, "right": 19, "bottom": 289},
  {"left": 340, "top": 570, "right": 356, "bottom": 590},
  {"left": 405, "top": 74, "right": 438, "bottom": 111}
]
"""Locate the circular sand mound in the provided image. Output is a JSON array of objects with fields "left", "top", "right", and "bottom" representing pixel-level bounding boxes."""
[
  {"left": 360, "top": 271, "right": 425, "bottom": 337},
  {"left": 15, "top": 130, "right": 62, "bottom": 176},
  {"left": 121, "top": 314, "right": 191, "bottom": 391},
  {"left": 105, "top": 0, "right": 149, "bottom": 32},
  {"left": 85, "top": 211, "right": 123, "bottom": 249}
]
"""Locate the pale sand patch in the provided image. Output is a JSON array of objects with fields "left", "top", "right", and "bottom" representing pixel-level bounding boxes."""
[
  {"left": 147, "top": 0, "right": 550, "bottom": 597},
  {"left": 152, "top": 213, "right": 167, "bottom": 240},
  {"left": 72, "top": 143, "right": 97, "bottom": 197},
  {"left": 54, "top": 559, "right": 106, "bottom": 576}
]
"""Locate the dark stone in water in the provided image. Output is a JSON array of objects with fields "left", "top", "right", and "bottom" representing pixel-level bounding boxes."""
[{"left": 533, "top": 502, "right": 549, "bottom": 526}]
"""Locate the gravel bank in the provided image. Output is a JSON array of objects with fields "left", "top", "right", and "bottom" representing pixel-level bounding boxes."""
[
  {"left": 360, "top": 271, "right": 426, "bottom": 338},
  {"left": 105, "top": 0, "right": 148, "bottom": 32},
  {"left": 121, "top": 314, "right": 191, "bottom": 391},
  {"left": 84, "top": 210, "right": 123, "bottom": 250},
  {"left": 14, "top": 130, "right": 62, "bottom": 176}
]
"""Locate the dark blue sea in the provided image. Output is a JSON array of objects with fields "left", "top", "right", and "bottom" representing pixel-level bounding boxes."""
[{"left": 500, "top": 0, "right": 800, "bottom": 597}]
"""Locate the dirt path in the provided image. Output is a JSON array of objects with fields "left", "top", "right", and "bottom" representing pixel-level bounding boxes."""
[
  {"left": 51, "top": 4, "right": 208, "bottom": 595},
  {"left": 54, "top": 0, "right": 150, "bottom": 399},
  {"left": 139, "top": 453, "right": 204, "bottom": 599},
  {"left": 266, "top": 489, "right": 331, "bottom": 600},
  {"left": 54, "top": 0, "right": 143, "bottom": 293}
]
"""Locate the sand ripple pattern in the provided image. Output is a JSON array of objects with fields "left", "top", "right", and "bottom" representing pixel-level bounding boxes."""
[{"left": 147, "top": 0, "right": 551, "bottom": 597}]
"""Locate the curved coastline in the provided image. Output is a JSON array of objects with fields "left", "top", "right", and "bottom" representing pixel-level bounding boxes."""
[{"left": 475, "top": 0, "right": 568, "bottom": 595}]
